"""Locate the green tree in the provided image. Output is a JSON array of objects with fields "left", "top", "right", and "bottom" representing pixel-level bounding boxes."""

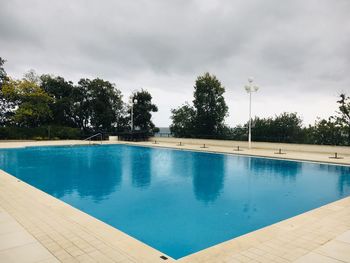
[
  {"left": 170, "top": 72, "right": 229, "bottom": 138},
  {"left": 308, "top": 117, "right": 343, "bottom": 145},
  {"left": 69, "top": 80, "right": 90, "bottom": 131},
  {"left": 23, "top": 69, "right": 41, "bottom": 84},
  {"left": 242, "top": 112, "right": 304, "bottom": 143},
  {"left": 230, "top": 125, "right": 247, "bottom": 141},
  {"left": 2, "top": 79, "right": 53, "bottom": 127},
  {"left": 76, "top": 78, "right": 124, "bottom": 132},
  {"left": 0, "top": 57, "right": 7, "bottom": 87},
  {"left": 272, "top": 112, "right": 304, "bottom": 142},
  {"left": 40, "top": 75, "right": 76, "bottom": 127},
  {"left": 336, "top": 93, "right": 350, "bottom": 144},
  {"left": 170, "top": 103, "right": 196, "bottom": 137},
  {"left": 193, "top": 72, "right": 228, "bottom": 137},
  {"left": 0, "top": 57, "right": 15, "bottom": 125},
  {"left": 131, "top": 89, "right": 158, "bottom": 133}
]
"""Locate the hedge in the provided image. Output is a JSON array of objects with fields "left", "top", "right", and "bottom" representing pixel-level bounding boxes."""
[{"left": 0, "top": 126, "right": 81, "bottom": 140}]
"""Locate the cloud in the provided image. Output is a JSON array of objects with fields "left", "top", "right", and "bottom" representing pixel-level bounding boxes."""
[{"left": 1, "top": 0, "right": 349, "bottom": 126}]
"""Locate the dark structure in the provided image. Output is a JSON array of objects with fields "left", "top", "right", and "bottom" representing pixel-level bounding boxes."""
[{"left": 117, "top": 131, "right": 150, "bottom": 141}]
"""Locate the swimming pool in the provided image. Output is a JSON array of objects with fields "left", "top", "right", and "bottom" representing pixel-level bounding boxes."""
[{"left": 0, "top": 144, "right": 349, "bottom": 259}]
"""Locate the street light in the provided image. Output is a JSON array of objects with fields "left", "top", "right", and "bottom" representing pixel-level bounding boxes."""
[
  {"left": 130, "top": 97, "right": 138, "bottom": 131},
  {"left": 244, "top": 77, "right": 259, "bottom": 149}
]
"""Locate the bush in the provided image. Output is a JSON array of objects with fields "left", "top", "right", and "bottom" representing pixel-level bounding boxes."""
[
  {"left": 0, "top": 126, "right": 81, "bottom": 140},
  {"left": 49, "top": 126, "right": 81, "bottom": 139}
]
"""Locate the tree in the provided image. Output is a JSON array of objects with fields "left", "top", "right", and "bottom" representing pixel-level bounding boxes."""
[
  {"left": 170, "top": 103, "right": 196, "bottom": 137},
  {"left": 308, "top": 117, "right": 343, "bottom": 145},
  {"left": 23, "top": 69, "right": 41, "bottom": 84},
  {"left": 170, "top": 72, "right": 229, "bottom": 138},
  {"left": 336, "top": 93, "right": 350, "bottom": 144},
  {"left": 193, "top": 72, "right": 228, "bottom": 137},
  {"left": 0, "top": 57, "right": 15, "bottom": 126},
  {"left": 2, "top": 78, "right": 53, "bottom": 127},
  {"left": 69, "top": 80, "right": 91, "bottom": 131},
  {"left": 75, "top": 78, "right": 124, "bottom": 132},
  {"left": 0, "top": 57, "right": 8, "bottom": 87},
  {"left": 243, "top": 112, "right": 304, "bottom": 143},
  {"left": 131, "top": 89, "right": 158, "bottom": 133},
  {"left": 40, "top": 75, "right": 76, "bottom": 127},
  {"left": 272, "top": 112, "right": 304, "bottom": 142},
  {"left": 230, "top": 125, "right": 247, "bottom": 141}
]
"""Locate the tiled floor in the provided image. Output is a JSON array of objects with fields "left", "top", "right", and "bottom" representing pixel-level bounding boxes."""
[
  {"left": 0, "top": 209, "right": 59, "bottom": 262},
  {"left": 0, "top": 140, "right": 350, "bottom": 262},
  {"left": 179, "top": 198, "right": 350, "bottom": 262},
  {"left": 128, "top": 140, "right": 350, "bottom": 165}
]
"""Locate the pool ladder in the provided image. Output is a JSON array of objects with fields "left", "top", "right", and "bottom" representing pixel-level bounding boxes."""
[{"left": 84, "top": 133, "right": 103, "bottom": 145}]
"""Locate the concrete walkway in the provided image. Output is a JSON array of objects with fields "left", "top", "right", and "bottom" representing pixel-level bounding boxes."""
[
  {"left": 0, "top": 208, "right": 59, "bottom": 262},
  {"left": 136, "top": 139, "right": 350, "bottom": 165}
]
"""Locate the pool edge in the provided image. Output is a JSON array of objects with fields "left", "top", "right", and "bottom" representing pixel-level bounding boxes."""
[{"left": 0, "top": 169, "right": 175, "bottom": 263}]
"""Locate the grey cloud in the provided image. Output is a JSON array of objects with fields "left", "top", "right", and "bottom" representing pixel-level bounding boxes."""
[{"left": 0, "top": 0, "right": 349, "bottom": 126}]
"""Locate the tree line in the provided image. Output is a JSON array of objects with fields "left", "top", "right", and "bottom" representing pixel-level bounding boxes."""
[
  {"left": 0, "top": 57, "right": 158, "bottom": 139},
  {"left": 170, "top": 72, "right": 350, "bottom": 146},
  {"left": 1, "top": 57, "right": 349, "bottom": 145}
]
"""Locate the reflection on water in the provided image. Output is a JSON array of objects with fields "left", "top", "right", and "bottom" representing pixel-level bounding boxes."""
[
  {"left": 318, "top": 164, "right": 350, "bottom": 195},
  {"left": 0, "top": 146, "right": 123, "bottom": 202},
  {"left": 192, "top": 153, "right": 226, "bottom": 203},
  {"left": 130, "top": 148, "right": 152, "bottom": 188},
  {"left": 243, "top": 157, "right": 301, "bottom": 180},
  {"left": 339, "top": 173, "right": 350, "bottom": 194},
  {"left": 75, "top": 151, "right": 123, "bottom": 201}
]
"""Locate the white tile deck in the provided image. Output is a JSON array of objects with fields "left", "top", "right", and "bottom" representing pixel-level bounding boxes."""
[{"left": 0, "top": 209, "right": 59, "bottom": 262}]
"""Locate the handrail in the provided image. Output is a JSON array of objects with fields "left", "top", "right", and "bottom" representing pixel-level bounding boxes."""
[{"left": 84, "top": 133, "right": 103, "bottom": 145}]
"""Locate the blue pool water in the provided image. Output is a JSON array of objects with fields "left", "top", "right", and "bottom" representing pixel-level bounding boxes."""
[{"left": 0, "top": 145, "right": 349, "bottom": 259}]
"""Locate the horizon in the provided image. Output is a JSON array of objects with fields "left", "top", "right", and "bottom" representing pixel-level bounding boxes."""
[{"left": 1, "top": 0, "right": 349, "bottom": 127}]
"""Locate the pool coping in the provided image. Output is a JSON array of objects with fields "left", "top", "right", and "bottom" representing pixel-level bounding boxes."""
[
  {"left": 2, "top": 139, "right": 348, "bottom": 166},
  {"left": 116, "top": 141, "right": 350, "bottom": 167},
  {"left": 0, "top": 169, "right": 176, "bottom": 263},
  {"left": 0, "top": 140, "right": 350, "bottom": 262}
]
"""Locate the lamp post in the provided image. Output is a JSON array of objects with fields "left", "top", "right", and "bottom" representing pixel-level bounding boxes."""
[
  {"left": 244, "top": 77, "right": 259, "bottom": 149},
  {"left": 130, "top": 98, "right": 138, "bottom": 131}
]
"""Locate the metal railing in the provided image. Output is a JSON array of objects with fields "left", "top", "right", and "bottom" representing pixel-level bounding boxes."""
[{"left": 84, "top": 133, "right": 103, "bottom": 145}]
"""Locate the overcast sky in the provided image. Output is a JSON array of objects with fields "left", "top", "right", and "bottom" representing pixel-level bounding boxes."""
[{"left": 1, "top": 0, "right": 349, "bottom": 127}]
